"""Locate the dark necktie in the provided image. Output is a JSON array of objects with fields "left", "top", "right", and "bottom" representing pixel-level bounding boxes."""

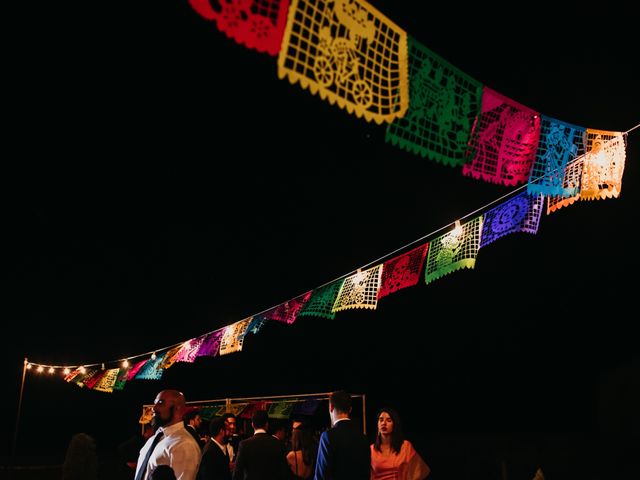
[{"left": 134, "top": 431, "right": 164, "bottom": 480}]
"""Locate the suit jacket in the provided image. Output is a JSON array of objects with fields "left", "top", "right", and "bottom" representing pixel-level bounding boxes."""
[
  {"left": 197, "top": 440, "right": 232, "bottom": 480},
  {"left": 186, "top": 425, "right": 204, "bottom": 449},
  {"left": 232, "top": 432, "right": 291, "bottom": 480},
  {"left": 314, "top": 419, "right": 370, "bottom": 480}
]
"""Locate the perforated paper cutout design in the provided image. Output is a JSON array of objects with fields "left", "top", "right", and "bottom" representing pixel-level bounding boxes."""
[
  {"left": 196, "top": 330, "right": 224, "bottom": 357},
  {"left": 64, "top": 368, "right": 83, "bottom": 383},
  {"left": 126, "top": 359, "right": 148, "bottom": 381},
  {"left": 298, "top": 279, "right": 344, "bottom": 319},
  {"left": 72, "top": 368, "right": 98, "bottom": 388},
  {"left": 378, "top": 243, "right": 428, "bottom": 299},
  {"left": 269, "top": 400, "right": 297, "bottom": 418},
  {"left": 263, "top": 291, "right": 312, "bottom": 324},
  {"left": 580, "top": 129, "right": 626, "bottom": 201},
  {"left": 113, "top": 367, "right": 130, "bottom": 391},
  {"left": 293, "top": 398, "right": 321, "bottom": 415},
  {"left": 463, "top": 87, "right": 540, "bottom": 186},
  {"left": 546, "top": 156, "right": 584, "bottom": 214},
  {"left": 247, "top": 316, "right": 268, "bottom": 334},
  {"left": 386, "top": 36, "right": 482, "bottom": 166},
  {"left": 480, "top": 193, "right": 543, "bottom": 248},
  {"left": 332, "top": 264, "right": 383, "bottom": 312},
  {"left": 93, "top": 368, "right": 120, "bottom": 393},
  {"left": 425, "top": 216, "right": 483, "bottom": 284},
  {"left": 175, "top": 336, "right": 206, "bottom": 364},
  {"left": 84, "top": 370, "right": 106, "bottom": 390},
  {"left": 240, "top": 401, "right": 271, "bottom": 419},
  {"left": 135, "top": 352, "right": 166, "bottom": 380},
  {"left": 159, "top": 345, "right": 182, "bottom": 370},
  {"left": 219, "top": 317, "right": 252, "bottom": 355},
  {"left": 188, "top": 0, "right": 290, "bottom": 56},
  {"left": 278, "top": 0, "right": 408, "bottom": 124},
  {"left": 527, "top": 116, "right": 584, "bottom": 197},
  {"left": 139, "top": 406, "right": 154, "bottom": 424}
]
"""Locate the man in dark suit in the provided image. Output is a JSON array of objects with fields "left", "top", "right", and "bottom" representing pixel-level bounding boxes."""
[
  {"left": 184, "top": 409, "right": 205, "bottom": 449},
  {"left": 197, "top": 417, "right": 232, "bottom": 480},
  {"left": 232, "top": 410, "right": 291, "bottom": 480},
  {"left": 314, "top": 390, "right": 370, "bottom": 480}
]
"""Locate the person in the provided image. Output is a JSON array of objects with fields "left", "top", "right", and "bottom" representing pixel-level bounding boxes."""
[
  {"left": 314, "top": 390, "right": 370, "bottom": 480},
  {"left": 184, "top": 409, "right": 205, "bottom": 448},
  {"left": 135, "top": 390, "right": 201, "bottom": 480},
  {"left": 221, "top": 413, "right": 239, "bottom": 471},
  {"left": 370, "top": 407, "right": 430, "bottom": 480},
  {"left": 149, "top": 465, "right": 177, "bottom": 480},
  {"left": 197, "top": 417, "right": 232, "bottom": 480},
  {"left": 287, "top": 423, "right": 318, "bottom": 479},
  {"left": 232, "top": 409, "right": 291, "bottom": 480},
  {"left": 118, "top": 423, "right": 156, "bottom": 478},
  {"left": 270, "top": 420, "right": 288, "bottom": 444},
  {"left": 61, "top": 432, "right": 98, "bottom": 480}
]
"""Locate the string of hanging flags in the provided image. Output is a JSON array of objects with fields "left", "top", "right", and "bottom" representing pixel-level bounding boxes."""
[{"left": 24, "top": 0, "right": 636, "bottom": 391}]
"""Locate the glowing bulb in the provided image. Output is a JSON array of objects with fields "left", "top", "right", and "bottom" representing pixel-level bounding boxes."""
[
  {"left": 122, "top": 359, "right": 129, "bottom": 368},
  {"left": 48, "top": 367, "right": 55, "bottom": 374},
  {"left": 27, "top": 363, "right": 33, "bottom": 370},
  {"left": 101, "top": 363, "right": 105, "bottom": 370},
  {"left": 151, "top": 352, "right": 157, "bottom": 360},
  {"left": 63, "top": 368, "right": 71, "bottom": 375},
  {"left": 452, "top": 220, "right": 463, "bottom": 237},
  {"left": 79, "top": 366, "right": 86, "bottom": 374},
  {"left": 36, "top": 366, "right": 44, "bottom": 373}
]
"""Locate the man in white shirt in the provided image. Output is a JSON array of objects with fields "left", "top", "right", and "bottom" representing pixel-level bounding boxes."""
[{"left": 135, "top": 390, "right": 201, "bottom": 480}]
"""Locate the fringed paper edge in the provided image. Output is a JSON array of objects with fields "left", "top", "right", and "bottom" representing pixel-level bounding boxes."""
[
  {"left": 277, "top": 67, "right": 406, "bottom": 125},
  {"left": 385, "top": 129, "right": 468, "bottom": 167},
  {"left": 333, "top": 301, "right": 379, "bottom": 313},
  {"left": 462, "top": 166, "right": 527, "bottom": 187},
  {"left": 425, "top": 258, "right": 476, "bottom": 285},
  {"left": 298, "top": 310, "right": 336, "bottom": 320}
]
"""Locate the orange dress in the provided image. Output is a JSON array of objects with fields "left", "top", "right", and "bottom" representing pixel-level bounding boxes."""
[{"left": 370, "top": 440, "right": 430, "bottom": 480}]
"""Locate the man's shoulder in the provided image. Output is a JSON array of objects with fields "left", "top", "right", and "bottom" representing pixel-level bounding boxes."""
[
  {"left": 330, "top": 421, "right": 368, "bottom": 443},
  {"left": 167, "top": 428, "right": 201, "bottom": 450}
]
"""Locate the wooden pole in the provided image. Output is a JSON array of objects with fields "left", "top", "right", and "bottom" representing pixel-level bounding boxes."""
[{"left": 10, "top": 358, "right": 28, "bottom": 477}]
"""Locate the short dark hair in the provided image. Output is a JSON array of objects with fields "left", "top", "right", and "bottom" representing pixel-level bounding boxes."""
[
  {"left": 209, "top": 417, "right": 226, "bottom": 437},
  {"left": 329, "top": 390, "right": 352, "bottom": 414},
  {"left": 221, "top": 412, "right": 236, "bottom": 423},
  {"left": 251, "top": 410, "right": 269, "bottom": 429},
  {"left": 183, "top": 409, "right": 200, "bottom": 422}
]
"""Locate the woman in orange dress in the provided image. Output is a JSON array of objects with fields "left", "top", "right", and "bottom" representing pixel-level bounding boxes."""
[{"left": 370, "top": 407, "right": 431, "bottom": 480}]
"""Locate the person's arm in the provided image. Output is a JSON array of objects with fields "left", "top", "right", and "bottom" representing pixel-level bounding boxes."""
[
  {"left": 231, "top": 442, "right": 244, "bottom": 480},
  {"left": 404, "top": 441, "right": 430, "bottom": 480},
  {"left": 313, "top": 431, "right": 331, "bottom": 480}
]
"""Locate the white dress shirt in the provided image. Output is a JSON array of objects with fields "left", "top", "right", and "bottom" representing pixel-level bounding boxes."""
[{"left": 135, "top": 422, "right": 201, "bottom": 480}]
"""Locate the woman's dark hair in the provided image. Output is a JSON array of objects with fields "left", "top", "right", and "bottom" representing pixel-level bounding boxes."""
[
  {"left": 291, "top": 425, "right": 318, "bottom": 468},
  {"left": 373, "top": 407, "right": 404, "bottom": 454}
]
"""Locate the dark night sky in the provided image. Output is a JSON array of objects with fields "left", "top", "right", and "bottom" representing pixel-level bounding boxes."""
[{"left": 5, "top": 1, "right": 639, "bottom": 476}]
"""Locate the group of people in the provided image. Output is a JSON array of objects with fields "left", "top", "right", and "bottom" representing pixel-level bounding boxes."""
[{"left": 132, "top": 389, "right": 431, "bottom": 480}]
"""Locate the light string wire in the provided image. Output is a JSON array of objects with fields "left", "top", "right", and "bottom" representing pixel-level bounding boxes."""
[{"left": 27, "top": 122, "right": 639, "bottom": 371}]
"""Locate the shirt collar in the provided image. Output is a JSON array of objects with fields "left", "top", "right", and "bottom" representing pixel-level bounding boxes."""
[{"left": 158, "top": 422, "right": 186, "bottom": 436}]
